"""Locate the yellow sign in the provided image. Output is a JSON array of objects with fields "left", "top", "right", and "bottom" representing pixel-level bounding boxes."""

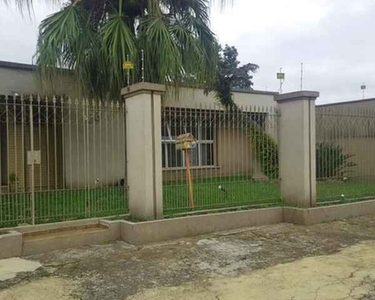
[
  {"left": 277, "top": 73, "right": 285, "bottom": 80},
  {"left": 122, "top": 61, "right": 134, "bottom": 70},
  {"left": 176, "top": 141, "right": 197, "bottom": 151},
  {"left": 175, "top": 133, "right": 197, "bottom": 151}
]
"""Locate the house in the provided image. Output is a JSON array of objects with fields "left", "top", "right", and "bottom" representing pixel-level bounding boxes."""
[
  {"left": 316, "top": 99, "right": 375, "bottom": 181},
  {"left": 0, "top": 60, "right": 278, "bottom": 193}
]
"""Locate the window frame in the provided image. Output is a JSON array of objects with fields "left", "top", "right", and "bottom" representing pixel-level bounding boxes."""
[{"left": 162, "top": 123, "right": 215, "bottom": 169}]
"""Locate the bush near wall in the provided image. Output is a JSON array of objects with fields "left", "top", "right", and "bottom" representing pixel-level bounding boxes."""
[
  {"left": 248, "top": 128, "right": 356, "bottom": 180},
  {"left": 248, "top": 126, "right": 279, "bottom": 180},
  {"left": 316, "top": 143, "right": 357, "bottom": 179}
]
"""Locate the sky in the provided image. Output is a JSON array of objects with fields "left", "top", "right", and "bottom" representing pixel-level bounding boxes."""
[{"left": 1, "top": 0, "right": 375, "bottom": 104}]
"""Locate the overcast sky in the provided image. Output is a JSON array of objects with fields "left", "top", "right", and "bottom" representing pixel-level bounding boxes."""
[{"left": 1, "top": 0, "right": 375, "bottom": 104}]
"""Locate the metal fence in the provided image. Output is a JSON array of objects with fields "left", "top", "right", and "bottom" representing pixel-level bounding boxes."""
[
  {"left": 0, "top": 95, "right": 128, "bottom": 228},
  {"left": 161, "top": 104, "right": 281, "bottom": 215},
  {"left": 316, "top": 104, "right": 375, "bottom": 204}
]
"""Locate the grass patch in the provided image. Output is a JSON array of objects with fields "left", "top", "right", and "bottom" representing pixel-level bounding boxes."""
[
  {"left": 317, "top": 180, "right": 375, "bottom": 203},
  {"left": 2, "top": 178, "right": 375, "bottom": 227},
  {"left": 0, "top": 187, "right": 128, "bottom": 228},
  {"left": 163, "top": 176, "right": 282, "bottom": 215}
]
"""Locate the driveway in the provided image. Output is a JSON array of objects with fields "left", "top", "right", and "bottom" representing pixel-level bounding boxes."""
[{"left": 2, "top": 216, "right": 375, "bottom": 299}]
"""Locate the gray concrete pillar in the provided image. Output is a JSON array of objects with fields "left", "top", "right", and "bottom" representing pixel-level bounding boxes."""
[
  {"left": 275, "top": 91, "right": 319, "bottom": 207},
  {"left": 121, "top": 83, "right": 165, "bottom": 220}
]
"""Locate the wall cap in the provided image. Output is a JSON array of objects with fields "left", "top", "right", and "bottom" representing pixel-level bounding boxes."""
[
  {"left": 121, "top": 82, "right": 166, "bottom": 99},
  {"left": 275, "top": 91, "right": 319, "bottom": 103}
]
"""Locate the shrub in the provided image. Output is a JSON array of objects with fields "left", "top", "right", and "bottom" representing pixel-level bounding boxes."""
[
  {"left": 248, "top": 128, "right": 356, "bottom": 180},
  {"left": 316, "top": 143, "right": 357, "bottom": 179},
  {"left": 248, "top": 125, "right": 279, "bottom": 180}
]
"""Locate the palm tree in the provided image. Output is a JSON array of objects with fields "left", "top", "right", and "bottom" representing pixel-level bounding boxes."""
[{"left": 6, "top": 0, "right": 229, "bottom": 99}]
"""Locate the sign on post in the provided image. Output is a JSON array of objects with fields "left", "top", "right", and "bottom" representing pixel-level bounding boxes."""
[
  {"left": 277, "top": 73, "right": 285, "bottom": 80},
  {"left": 122, "top": 61, "right": 134, "bottom": 70},
  {"left": 27, "top": 150, "right": 41, "bottom": 165},
  {"left": 176, "top": 133, "right": 197, "bottom": 209}
]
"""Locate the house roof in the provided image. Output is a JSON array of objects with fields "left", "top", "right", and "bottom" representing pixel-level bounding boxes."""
[
  {"left": 232, "top": 88, "right": 278, "bottom": 96},
  {"left": 317, "top": 98, "right": 375, "bottom": 107},
  {"left": 0, "top": 60, "right": 278, "bottom": 96},
  {"left": 0, "top": 60, "right": 36, "bottom": 71}
]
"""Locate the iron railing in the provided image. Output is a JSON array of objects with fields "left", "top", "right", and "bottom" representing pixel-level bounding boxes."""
[
  {"left": 316, "top": 104, "right": 375, "bottom": 204},
  {"left": 0, "top": 95, "right": 128, "bottom": 228},
  {"left": 161, "top": 104, "right": 281, "bottom": 215}
]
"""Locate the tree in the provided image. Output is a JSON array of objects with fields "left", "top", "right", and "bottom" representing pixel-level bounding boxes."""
[
  {"left": 206, "top": 45, "right": 259, "bottom": 109},
  {"left": 5, "top": 0, "right": 230, "bottom": 99}
]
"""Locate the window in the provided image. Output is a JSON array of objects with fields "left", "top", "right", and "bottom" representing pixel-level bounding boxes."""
[{"left": 162, "top": 122, "right": 214, "bottom": 168}]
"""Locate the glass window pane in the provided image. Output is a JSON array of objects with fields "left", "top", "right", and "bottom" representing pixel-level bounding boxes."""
[
  {"left": 201, "top": 143, "right": 214, "bottom": 166},
  {"left": 167, "top": 144, "right": 183, "bottom": 168},
  {"left": 201, "top": 127, "right": 214, "bottom": 141},
  {"left": 190, "top": 149, "right": 199, "bottom": 166},
  {"left": 162, "top": 143, "right": 167, "bottom": 168}
]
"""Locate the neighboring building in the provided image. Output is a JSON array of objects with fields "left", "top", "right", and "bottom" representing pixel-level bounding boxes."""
[
  {"left": 0, "top": 60, "right": 278, "bottom": 192},
  {"left": 317, "top": 99, "right": 375, "bottom": 180}
]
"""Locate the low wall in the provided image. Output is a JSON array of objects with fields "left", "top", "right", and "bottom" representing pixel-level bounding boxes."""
[
  {"left": 2, "top": 201, "right": 375, "bottom": 259},
  {"left": 283, "top": 200, "right": 375, "bottom": 225},
  {"left": 121, "top": 207, "right": 283, "bottom": 245}
]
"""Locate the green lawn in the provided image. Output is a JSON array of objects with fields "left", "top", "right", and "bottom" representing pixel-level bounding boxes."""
[
  {"left": 2, "top": 178, "right": 375, "bottom": 227},
  {"left": 0, "top": 187, "right": 128, "bottom": 228},
  {"left": 163, "top": 177, "right": 375, "bottom": 214},
  {"left": 317, "top": 180, "right": 375, "bottom": 203},
  {"left": 163, "top": 176, "right": 282, "bottom": 215}
]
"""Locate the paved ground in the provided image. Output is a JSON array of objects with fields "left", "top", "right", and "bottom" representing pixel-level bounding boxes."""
[{"left": 2, "top": 216, "right": 375, "bottom": 299}]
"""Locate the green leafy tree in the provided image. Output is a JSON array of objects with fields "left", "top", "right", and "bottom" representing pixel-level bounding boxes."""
[
  {"left": 5, "top": 0, "right": 230, "bottom": 98},
  {"left": 206, "top": 45, "right": 259, "bottom": 109}
]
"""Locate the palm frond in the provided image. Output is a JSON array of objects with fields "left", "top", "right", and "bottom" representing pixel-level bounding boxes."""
[
  {"left": 36, "top": 3, "right": 99, "bottom": 95},
  {"left": 99, "top": 3, "right": 137, "bottom": 97},
  {"left": 139, "top": 15, "right": 181, "bottom": 83}
]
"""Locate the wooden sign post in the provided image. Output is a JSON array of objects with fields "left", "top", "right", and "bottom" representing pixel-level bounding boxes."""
[{"left": 176, "top": 133, "right": 197, "bottom": 209}]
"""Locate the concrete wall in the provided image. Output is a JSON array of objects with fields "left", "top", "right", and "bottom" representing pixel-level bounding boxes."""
[
  {"left": 121, "top": 207, "right": 283, "bottom": 245},
  {"left": 1, "top": 123, "right": 63, "bottom": 191},
  {"left": 163, "top": 87, "right": 277, "bottom": 110},
  {"left": 3, "top": 199, "right": 375, "bottom": 257},
  {"left": 335, "top": 138, "right": 375, "bottom": 180},
  {"left": 0, "top": 62, "right": 80, "bottom": 98},
  {"left": 63, "top": 110, "right": 126, "bottom": 188},
  {"left": 283, "top": 200, "right": 375, "bottom": 225},
  {"left": 317, "top": 99, "right": 375, "bottom": 180}
]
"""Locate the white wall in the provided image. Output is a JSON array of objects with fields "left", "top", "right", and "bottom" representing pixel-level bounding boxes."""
[
  {"left": 163, "top": 87, "right": 277, "bottom": 110},
  {"left": 0, "top": 64, "right": 80, "bottom": 97},
  {"left": 63, "top": 109, "right": 126, "bottom": 188}
]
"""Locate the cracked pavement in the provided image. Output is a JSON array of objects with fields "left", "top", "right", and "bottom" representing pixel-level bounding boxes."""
[{"left": 3, "top": 215, "right": 375, "bottom": 299}]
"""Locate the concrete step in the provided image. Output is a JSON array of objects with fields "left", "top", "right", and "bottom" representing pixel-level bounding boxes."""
[{"left": 22, "top": 224, "right": 113, "bottom": 256}]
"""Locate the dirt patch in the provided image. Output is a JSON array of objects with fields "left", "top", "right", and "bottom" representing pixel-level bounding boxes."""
[
  {"left": 3, "top": 216, "right": 375, "bottom": 299},
  {"left": 128, "top": 241, "right": 375, "bottom": 300},
  {"left": 0, "top": 277, "right": 78, "bottom": 300}
]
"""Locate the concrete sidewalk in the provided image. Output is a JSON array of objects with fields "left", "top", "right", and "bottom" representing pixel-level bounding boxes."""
[{"left": 2, "top": 216, "right": 375, "bottom": 299}]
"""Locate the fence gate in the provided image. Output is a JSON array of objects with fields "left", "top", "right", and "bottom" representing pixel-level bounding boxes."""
[{"left": 0, "top": 95, "right": 128, "bottom": 228}]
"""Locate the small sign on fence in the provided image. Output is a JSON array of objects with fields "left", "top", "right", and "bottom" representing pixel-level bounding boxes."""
[{"left": 27, "top": 150, "right": 41, "bottom": 165}]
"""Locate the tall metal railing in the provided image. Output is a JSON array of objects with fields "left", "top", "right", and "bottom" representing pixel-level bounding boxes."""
[
  {"left": 0, "top": 95, "right": 128, "bottom": 228},
  {"left": 161, "top": 104, "right": 281, "bottom": 215},
  {"left": 316, "top": 104, "right": 375, "bottom": 204}
]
